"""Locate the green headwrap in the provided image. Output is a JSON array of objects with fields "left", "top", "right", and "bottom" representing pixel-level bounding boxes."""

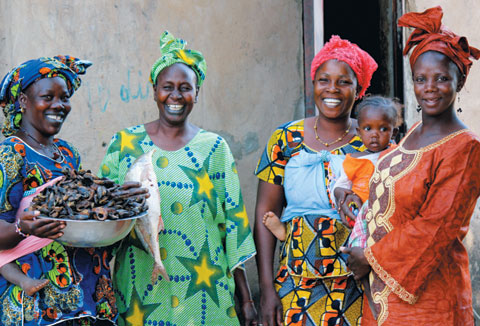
[{"left": 149, "top": 31, "right": 207, "bottom": 87}]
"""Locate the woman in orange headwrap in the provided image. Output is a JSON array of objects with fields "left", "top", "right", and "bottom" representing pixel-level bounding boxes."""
[{"left": 343, "top": 6, "right": 480, "bottom": 325}]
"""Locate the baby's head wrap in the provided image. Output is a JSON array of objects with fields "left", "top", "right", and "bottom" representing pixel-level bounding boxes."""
[
  {"left": 150, "top": 31, "right": 207, "bottom": 87},
  {"left": 399, "top": 6, "right": 480, "bottom": 78},
  {"left": 0, "top": 55, "right": 91, "bottom": 137},
  {"left": 310, "top": 35, "right": 378, "bottom": 99}
]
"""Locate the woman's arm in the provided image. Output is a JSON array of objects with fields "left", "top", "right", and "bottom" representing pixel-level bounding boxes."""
[
  {"left": 234, "top": 268, "right": 258, "bottom": 325},
  {"left": 254, "top": 180, "right": 286, "bottom": 326}
]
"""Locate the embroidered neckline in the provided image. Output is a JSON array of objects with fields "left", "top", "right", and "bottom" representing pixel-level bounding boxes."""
[{"left": 399, "top": 122, "right": 468, "bottom": 154}]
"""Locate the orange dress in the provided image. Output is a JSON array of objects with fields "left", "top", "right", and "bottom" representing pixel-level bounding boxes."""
[
  {"left": 363, "top": 124, "right": 480, "bottom": 326},
  {"left": 342, "top": 153, "right": 377, "bottom": 203}
]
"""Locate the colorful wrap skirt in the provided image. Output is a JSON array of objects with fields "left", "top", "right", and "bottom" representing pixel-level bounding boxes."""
[{"left": 275, "top": 214, "right": 363, "bottom": 326}]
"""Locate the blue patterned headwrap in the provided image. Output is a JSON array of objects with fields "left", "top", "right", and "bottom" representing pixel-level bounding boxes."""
[
  {"left": 0, "top": 55, "right": 92, "bottom": 137},
  {"left": 149, "top": 31, "right": 207, "bottom": 87}
]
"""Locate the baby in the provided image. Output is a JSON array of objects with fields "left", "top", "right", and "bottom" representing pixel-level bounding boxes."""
[
  {"left": 262, "top": 95, "right": 400, "bottom": 244},
  {"left": 0, "top": 260, "right": 49, "bottom": 296},
  {"left": 0, "top": 184, "right": 56, "bottom": 297},
  {"left": 333, "top": 95, "right": 400, "bottom": 247}
]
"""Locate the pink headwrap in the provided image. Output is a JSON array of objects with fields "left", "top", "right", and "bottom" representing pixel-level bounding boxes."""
[
  {"left": 310, "top": 35, "right": 378, "bottom": 98},
  {"left": 399, "top": 6, "right": 480, "bottom": 78}
]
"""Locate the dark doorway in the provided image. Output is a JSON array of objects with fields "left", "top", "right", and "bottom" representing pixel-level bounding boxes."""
[{"left": 304, "top": 0, "right": 404, "bottom": 118}]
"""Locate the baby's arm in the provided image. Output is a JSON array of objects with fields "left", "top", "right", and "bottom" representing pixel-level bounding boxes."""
[{"left": 331, "top": 166, "right": 359, "bottom": 226}]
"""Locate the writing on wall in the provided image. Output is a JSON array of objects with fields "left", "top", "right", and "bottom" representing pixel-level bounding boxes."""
[{"left": 85, "top": 69, "right": 151, "bottom": 112}]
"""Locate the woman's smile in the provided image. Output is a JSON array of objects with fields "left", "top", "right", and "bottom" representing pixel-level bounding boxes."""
[
  {"left": 323, "top": 97, "right": 342, "bottom": 108},
  {"left": 44, "top": 112, "right": 66, "bottom": 123},
  {"left": 164, "top": 104, "right": 185, "bottom": 115}
]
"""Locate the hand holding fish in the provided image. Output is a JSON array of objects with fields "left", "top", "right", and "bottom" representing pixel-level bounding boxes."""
[{"left": 111, "top": 181, "right": 150, "bottom": 199}]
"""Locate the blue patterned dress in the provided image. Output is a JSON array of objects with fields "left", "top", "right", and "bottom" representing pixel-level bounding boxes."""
[{"left": 0, "top": 137, "right": 117, "bottom": 326}]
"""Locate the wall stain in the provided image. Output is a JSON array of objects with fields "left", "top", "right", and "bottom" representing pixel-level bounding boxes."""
[{"left": 213, "top": 130, "right": 259, "bottom": 160}]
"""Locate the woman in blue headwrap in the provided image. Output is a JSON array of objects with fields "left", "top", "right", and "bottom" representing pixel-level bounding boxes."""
[
  {"left": 98, "top": 31, "right": 258, "bottom": 325},
  {"left": 0, "top": 56, "right": 119, "bottom": 325}
]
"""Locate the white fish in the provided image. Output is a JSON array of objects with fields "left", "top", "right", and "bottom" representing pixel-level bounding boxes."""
[{"left": 124, "top": 150, "right": 169, "bottom": 283}]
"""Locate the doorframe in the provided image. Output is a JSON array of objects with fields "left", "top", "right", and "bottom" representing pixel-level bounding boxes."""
[{"left": 303, "top": 0, "right": 316, "bottom": 117}]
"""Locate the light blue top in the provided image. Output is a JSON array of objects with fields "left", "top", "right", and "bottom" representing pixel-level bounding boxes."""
[{"left": 281, "top": 149, "right": 345, "bottom": 222}]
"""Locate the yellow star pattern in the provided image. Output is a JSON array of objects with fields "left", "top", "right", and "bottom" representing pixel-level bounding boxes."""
[
  {"left": 125, "top": 298, "right": 143, "bottom": 326},
  {"left": 177, "top": 239, "right": 224, "bottom": 306},
  {"left": 180, "top": 163, "right": 218, "bottom": 218},
  {"left": 226, "top": 195, "right": 252, "bottom": 248},
  {"left": 197, "top": 172, "right": 214, "bottom": 198},
  {"left": 234, "top": 206, "right": 249, "bottom": 229},
  {"left": 194, "top": 256, "right": 216, "bottom": 287},
  {"left": 105, "top": 128, "right": 146, "bottom": 163},
  {"left": 119, "top": 131, "right": 138, "bottom": 152},
  {"left": 119, "top": 281, "right": 160, "bottom": 326}
]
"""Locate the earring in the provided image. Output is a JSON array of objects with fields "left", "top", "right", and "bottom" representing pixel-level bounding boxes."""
[
  {"left": 457, "top": 94, "right": 462, "bottom": 113},
  {"left": 20, "top": 105, "right": 25, "bottom": 114},
  {"left": 416, "top": 105, "right": 422, "bottom": 112}
]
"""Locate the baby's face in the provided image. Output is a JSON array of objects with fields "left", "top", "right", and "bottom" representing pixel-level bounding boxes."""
[{"left": 357, "top": 106, "right": 396, "bottom": 152}]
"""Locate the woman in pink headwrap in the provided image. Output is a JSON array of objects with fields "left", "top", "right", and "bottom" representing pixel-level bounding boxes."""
[
  {"left": 254, "top": 35, "right": 377, "bottom": 326},
  {"left": 343, "top": 6, "right": 480, "bottom": 325}
]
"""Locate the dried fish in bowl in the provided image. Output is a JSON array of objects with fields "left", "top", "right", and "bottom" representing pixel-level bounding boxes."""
[{"left": 30, "top": 169, "right": 148, "bottom": 221}]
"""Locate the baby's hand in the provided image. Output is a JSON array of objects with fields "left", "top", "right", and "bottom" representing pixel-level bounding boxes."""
[
  {"left": 341, "top": 193, "right": 363, "bottom": 224},
  {"left": 334, "top": 187, "right": 357, "bottom": 227}
]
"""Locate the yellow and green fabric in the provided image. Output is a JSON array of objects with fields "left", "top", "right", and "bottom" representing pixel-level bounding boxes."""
[
  {"left": 150, "top": 31, "right": 207, "bottom": 87},
  {"left": 99, "top": 125, "right": 256, "bottom": 325}
]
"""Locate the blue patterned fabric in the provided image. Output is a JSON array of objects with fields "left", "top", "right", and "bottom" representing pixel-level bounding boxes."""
[
  {"left": 0, "top": 137, "right": 117, "bottom": 326},
  {"left": 0, "top": 55, "right": 91, "bottom": 136}
]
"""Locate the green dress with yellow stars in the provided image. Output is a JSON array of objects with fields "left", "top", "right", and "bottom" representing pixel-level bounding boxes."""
[{"left": 98, "top": 125, "right": 256, "bottom": 326}]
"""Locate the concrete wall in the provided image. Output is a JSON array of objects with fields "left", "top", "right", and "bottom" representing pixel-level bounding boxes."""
[
  {"left": 403, "top": 0, "right": 480, "bottom": 313},
  {"left": 0, "top": 0, "right": 305, "bottom": 303}
]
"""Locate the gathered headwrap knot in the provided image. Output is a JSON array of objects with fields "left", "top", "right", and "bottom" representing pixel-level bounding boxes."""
[
  {"left": 150, "top": 31, "right": 207, "bottom": 87},
  {"left": 310, "top": 35, "right": 378, "bottom": 99},
  {"left": 399, "top": 6, "right": 480, "bottom": 78},
  {"left": 0, "top": 55, "right": 91, "bottom": 137}
]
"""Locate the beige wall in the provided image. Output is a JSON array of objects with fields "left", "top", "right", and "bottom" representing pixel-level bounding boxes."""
[
  {"left": 403, "top": 0, "right": 480, "bottom": 312},
  {"left": 0, "top": 0, "right": 305, "bottom": 302}
]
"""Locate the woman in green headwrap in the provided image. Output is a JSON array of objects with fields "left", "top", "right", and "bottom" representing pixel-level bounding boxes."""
[{"left": 99, "top": 31, "right": 258, "bottom": 325}]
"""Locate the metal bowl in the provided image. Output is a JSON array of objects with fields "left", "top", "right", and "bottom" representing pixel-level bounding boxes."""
[{"left": 38, "top": 212, "right": 145, "bottom": 247}]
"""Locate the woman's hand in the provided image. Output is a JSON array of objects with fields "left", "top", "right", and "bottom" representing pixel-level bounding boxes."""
[
  {"left": 234, "top": 268, "right": 258, "bottom": 325},
  {"left": 18, "top": 209, "right": 65, "bottom": 239},
  {"left": 260, "top": 287, "right": 284, "bottom": 326},
  {"left": 111, "top": 181, "right": 149, "bottom": 198},
  {"left": 241, "top": 300, "right": 258, "bottom": 326},
  {"left": 340, "top": 247, "right": 371, "bottom": 280}
]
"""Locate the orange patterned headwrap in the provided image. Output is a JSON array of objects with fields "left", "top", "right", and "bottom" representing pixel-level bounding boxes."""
[
  {"left": 399, "top": 6, "right": 480, "bottom": 78},
  {"left": 310, "top": 35, "right": 378, "bottom": 99}
]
